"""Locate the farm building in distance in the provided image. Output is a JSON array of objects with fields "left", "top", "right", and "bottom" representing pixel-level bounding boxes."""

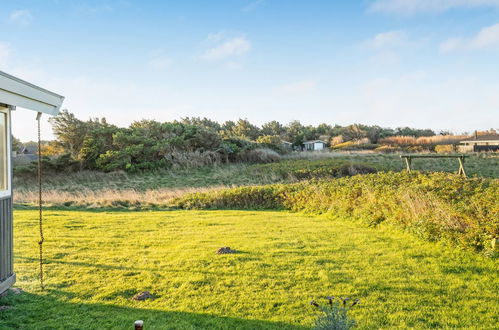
[
  {"left": 13, "top": 144, "right": 38, "bottom": 165},
  {"left": 457, "top": 133, "right": 499, "bottom": 152},
  {"left": 302, "top": 140, "right": 328, "bottom": 151}
]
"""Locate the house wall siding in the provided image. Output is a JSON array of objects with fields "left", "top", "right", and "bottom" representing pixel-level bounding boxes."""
[{"left": 0, "top": 196, "right": 13, "bottom": 285}]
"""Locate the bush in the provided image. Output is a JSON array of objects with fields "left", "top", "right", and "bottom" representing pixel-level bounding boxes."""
[
  {"left": 165, "top": 150, "right": 222, "bottom": 168},
  {"left": 435, "top": 144, "right": 455, "bottom": 154},
  {"left": 331, "top": 141, "right": 355, "bottom": 150},
  {"left": 172, "top": 172, "right": 499, "bottom": 252},
  {"left": 374, "top": 145, "right": 402, "bottom": 153},
  {"left": 251, "top": 160, "right": 377, "bottom": 181},
  {"left": 13, "top": 153, "right": 80, "bottom": 177},
  {"left": 237, "top": 148, "right": 281, "bottom": 163}
]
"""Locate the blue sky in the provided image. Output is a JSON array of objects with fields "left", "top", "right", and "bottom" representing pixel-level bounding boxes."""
[{"left": 1, "top": 0, "right": 499, "bottom": 141}]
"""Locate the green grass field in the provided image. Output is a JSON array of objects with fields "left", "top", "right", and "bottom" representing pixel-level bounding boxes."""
[{"left": 2, "top": 210, "right": 497, "bottom": 329}]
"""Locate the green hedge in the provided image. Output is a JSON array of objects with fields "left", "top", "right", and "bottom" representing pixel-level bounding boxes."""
[
  {"left": 250, "top": 160, "right": 376, "bottom": 180},
  {"left": 172, "top": 172, "right": 499, "bottom": 252}
]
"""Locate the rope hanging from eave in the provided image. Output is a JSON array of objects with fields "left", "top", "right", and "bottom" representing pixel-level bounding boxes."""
[{"left": 36, "top": 112, "right": 45, "bottom": 290}]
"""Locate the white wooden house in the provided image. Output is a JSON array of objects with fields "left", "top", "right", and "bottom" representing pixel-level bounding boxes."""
[
  {"left": 302, "top": 140, "right": 328, "bottom": 151},
  {"left": 0, "top": 71, "right": 64, "bottom": 294}
]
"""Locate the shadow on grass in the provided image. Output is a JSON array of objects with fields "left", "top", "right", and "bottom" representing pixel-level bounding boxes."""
[
  {"left": 16, "top": 255, "right": 259, "bottom": 276},
  {"left": 13, "top": 204, "right": 173, "bottom": 212},
  {"left": 0, "top": 290, "right": 306, "bottom": 330}
]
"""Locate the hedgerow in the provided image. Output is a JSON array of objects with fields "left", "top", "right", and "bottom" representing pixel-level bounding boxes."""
[
  {"left": 172, "top": 172, "right": 499, "bottom": 252},
  {"left": 251, "top": 160, "right": 376, "bottom": 180}
]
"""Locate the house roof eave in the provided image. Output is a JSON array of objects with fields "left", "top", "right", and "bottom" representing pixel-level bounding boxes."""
[{"left": 0, "top": 71, "right": 64, "bottom": 116}]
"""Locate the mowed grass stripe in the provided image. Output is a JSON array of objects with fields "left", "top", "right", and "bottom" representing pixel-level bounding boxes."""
[{"left": 2, "top": 210, "right": 498, "bottom": 329}]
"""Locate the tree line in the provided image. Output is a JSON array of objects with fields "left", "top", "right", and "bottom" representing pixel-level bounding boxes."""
[{"left": 17, "top": 110, "right": 439, "bottom": 172}]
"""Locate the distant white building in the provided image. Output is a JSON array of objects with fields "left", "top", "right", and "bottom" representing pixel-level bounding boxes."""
[
  {"left": 457, "top": 134, "right": 499, "bottom": 152},
  {"left": 281, "top": 140, "right": 293, "bottom": 150},
  {"left": 302, "top": 140, "right": 328, "bottom": 151}
]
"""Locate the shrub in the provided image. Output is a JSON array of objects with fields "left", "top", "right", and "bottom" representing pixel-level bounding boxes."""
[
  {"left": 251, "top": 160, "right": 377, "bottom": 181},
  {"left": 13, "top": 153, "right": 80, "bottom": 177},
  {"left": 374, "top": 145, "right": 402, "bottom": 153},
  {"left": 435, "top": 144, "right": 455, "bottom": 154},
  {"left": 173, "top": 185, "right": 288, "bottom": 210},
  {"left": 164, "top": 150, "right": 222, "bottom": 168},
  {"left": 330, "top": 135, "right": 344, "bottom": 146},
  {"left": 172, "top": 172, "right": 499, "bottom": 252},
  {"left": 237, "top": 148, "right": 281, "bottom": 163},
  {"left": 331, "top": 141, "right": 355, "bottom": 150}
]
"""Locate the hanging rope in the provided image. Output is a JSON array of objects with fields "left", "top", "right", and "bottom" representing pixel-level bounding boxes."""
[{"left": 36, "top": 112, "right": 44, "bottom": 290}]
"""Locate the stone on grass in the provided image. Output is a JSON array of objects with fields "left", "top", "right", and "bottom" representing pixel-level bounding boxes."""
[
  {"left": 0, "top": 306, "right": 11, "bottom": 311},
  {"left": 132, "top": 291, "right": 153, "bottom": 301},
  {"left": 217, "top": 247, "right": 237, "bottom": 254},
  {"left": 10, "top": 288, "right": 22, "bottom": 295}
]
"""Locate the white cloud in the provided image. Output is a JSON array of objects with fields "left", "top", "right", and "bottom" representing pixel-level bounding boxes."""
[
  {"left": 204, "top": 32, "right": 225, "bottom": 43},
  {"left": 439, "top": 37, "right": 464, "bottom": 52},
  {"left": 473, "top": 22, "right": 499, "bottom": 48},
  {"left": 363, "top": 30, "right": 408, "bottom": 48},
  {"left": 275, "top": 80, "right": 317, "bottom": 94},
  {"left": 440, "top": 22, "right": 499, "bottom": 52},
  {"left": 8, "top": 9, "right": 32, "bottom": 26},
  {"left": 0, "top": 43, "right": 10, "bottom": 67},
  {"left": 369, "top": 0, "right": 499, "bottom": 15},
  {"left": 200, "top": 37, "right": 251, "bottom": 61}
]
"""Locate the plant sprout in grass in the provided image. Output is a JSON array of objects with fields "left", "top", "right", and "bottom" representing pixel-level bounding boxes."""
[{"left": 310, "top": 297, "right": 359, "bottom": 330}]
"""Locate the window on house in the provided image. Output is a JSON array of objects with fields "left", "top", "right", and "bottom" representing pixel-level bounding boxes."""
[{"left": 0, "top": 112, "right": 7, "bottom": 192}]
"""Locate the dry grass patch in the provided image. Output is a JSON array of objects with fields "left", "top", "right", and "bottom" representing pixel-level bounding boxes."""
[{"left": 15, "top": 186, "right": 223, "bottom": 209}]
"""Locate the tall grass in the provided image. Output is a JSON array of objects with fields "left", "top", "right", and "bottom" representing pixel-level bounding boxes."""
[
  {"left": 15, "top": 186, "right": 222, "bottom": 209},
  {"left": 379, "top": 135, "right": 469, "bottom": 146}
]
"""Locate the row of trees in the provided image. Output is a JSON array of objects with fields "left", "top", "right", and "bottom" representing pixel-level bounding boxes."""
[{"left": 24, "top": 110, "right": 439, "bottom": 172}]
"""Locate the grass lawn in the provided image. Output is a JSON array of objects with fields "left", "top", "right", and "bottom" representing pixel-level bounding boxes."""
[{"left": 1, "top": 210, "right": 497, "bottom": 329}]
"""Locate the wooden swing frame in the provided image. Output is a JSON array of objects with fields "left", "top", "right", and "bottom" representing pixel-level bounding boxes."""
[{"left": 400, "top": 154, "right": 469, "bottom": 177}]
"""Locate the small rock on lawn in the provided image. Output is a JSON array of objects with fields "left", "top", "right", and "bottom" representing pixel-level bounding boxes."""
[
  {"left": 10, "top": 288, "right": 22, "bottom": 295},
  {"left": 217, "top": 247, "right": 237, "bottom": 254},
  {"left": 132, "top": 291, "right": 153, "bottom": 301}
]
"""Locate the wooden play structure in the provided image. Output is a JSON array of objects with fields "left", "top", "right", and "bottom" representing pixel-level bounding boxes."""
[{"left": 400, "top": 154, "right": 469, "bottom": 177}]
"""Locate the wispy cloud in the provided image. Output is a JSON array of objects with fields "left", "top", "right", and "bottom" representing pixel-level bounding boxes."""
[
  {"left": 369, "top": 0, "right": 499, "bottom": 15},
  {"left": 204, "top": 32, "right": 225, "bottom": 43},
  {"left": 242, "top": 0, "right": 266, "bottom": 12},
  {"left": 440, "top": 22, "right": 499, "bottom": 52},
  {"left": 9, "top": 9, "right": 32, "bottom": 26},
  {"left": 200, "top": 37, "right": 251, "bottom": 61},
  {"left": 363, "top": 30, "right": 408, "bottom": 48},
  {"left": 275, "top": 80, "right": 317, "bottom": 94}
]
